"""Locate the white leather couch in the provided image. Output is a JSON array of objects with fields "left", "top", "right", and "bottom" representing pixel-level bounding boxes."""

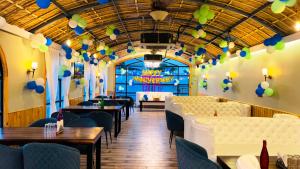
[
  {"left": 190, "top": 117, "right": 300, "bottom": 159},
  {"left": 136, "top": 92, "right": 173, "bottom": 105}
]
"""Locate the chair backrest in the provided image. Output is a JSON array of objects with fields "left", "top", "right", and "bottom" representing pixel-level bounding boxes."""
[
  {"left": 23, "top": 143, "right": 80, "bottom": 169},
  {"left": 104, "top": 100, "right": 121, "bottom": 106},
  {"left": 95, "top": 95, "right": 108, "bottom": 99},
  {"left": 77, "top": 101, "right": 94, "bottom": 106},
  {"left": 89, "top": 111, "right": 113, "bottom": 131},
  {"left": 65, "top": 118, "right": 97, "bottom": 127},
  {"left": 29, "top": 118, "right": 57, "bottom": 127},
  {"left": 165, "top": 110, "right": 184, "bottom": 131},
  {"left": 175, "top": 137, "right": 221, "bottom": 169},
  {"left": 0, "top": 144, "right": 23, "bottom": 169},
  {"left": 51, "top": 112, "right": 80, "bottom": 125}
]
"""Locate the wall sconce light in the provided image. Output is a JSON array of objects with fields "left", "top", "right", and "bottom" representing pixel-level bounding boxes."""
[
  {"left": 27, "top": 62, "right": 38, "bottom": 78},
  {"left": 262, "top": 68, "right": 272, "bottom": 81}
]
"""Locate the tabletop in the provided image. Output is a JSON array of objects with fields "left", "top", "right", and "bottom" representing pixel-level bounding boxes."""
[
  {"left": 0, "top": 127, "right": 103, "bottom": 145},
  {"left": 217, "top": 156, "right": 278, "bottom": 169}
]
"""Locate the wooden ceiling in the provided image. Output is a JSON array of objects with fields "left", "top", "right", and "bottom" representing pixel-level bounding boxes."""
[{"left": 0, "top": 0, "right": 299, "bottom": 61}]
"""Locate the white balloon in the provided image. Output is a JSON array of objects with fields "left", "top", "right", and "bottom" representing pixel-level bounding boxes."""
[
  {"left": 35, "top": 78, "right": 45, "bottom": 86},
  {"left": 68, "top": 19, "right": 78, "bottom": 28},
  {"left": 236, "top": 50, "right": 241, "bottom": 56},
  {"left": 261, "top": 81, "right": 269, "bottom": 89},
  {"left": 0, "top": 16, "right": 6, "bottom": 28},
  {"left": 208, "top": 59, "right": 213, "bottom": 64},
  {"left": 266, "top": 46, "right": 275, "bottom": 54},
  {"left": 198, "top": 29, "right": 205, "bottom": 36},
  {"left": 227, "top": 83, "right": 233, "bottom": 88},
  {"left": 36, "top": 33, "right": 46, "bottom": 44},
  {"left": 229, "top": 42, "right": 235, "bottom": 49},
  {"left": 110, "top": 34, "right": 116, "bottom": 40},
  {"left": 82, "top": 39, "right": 89, "bottom": 45},
  {"left": 74, "top": 51, "right": 80, "bottom": 57},
  {"left": 88, "top": 40, "right": 93, "bottom": 46}
]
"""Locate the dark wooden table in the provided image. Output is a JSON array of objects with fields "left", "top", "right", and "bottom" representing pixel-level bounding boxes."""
[
  {"left": 62, "top": 105, "right": 123, "bottom": 137},
  {"left": 0, "top": 127, "right": 103, "bottom": 169},
  {"left": 217, "top": 156, "right": 278, "bottom": 169},
  {"left": 139, "top": 100, "right": 165, "bottom": 111},
  {"left": 90, "top": 98, "right": 131, "bottom": 120}
]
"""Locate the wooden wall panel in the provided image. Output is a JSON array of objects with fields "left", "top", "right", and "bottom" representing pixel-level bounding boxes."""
[
  {"left": 7, "top": 106, "right": 46, "bottom": 127},
  {"left": 69, "top": 97, "right": 83, "bottom": 106}
]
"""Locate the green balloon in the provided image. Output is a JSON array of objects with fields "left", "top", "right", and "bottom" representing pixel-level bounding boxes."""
[
  {"left": 80, "top": 78, "right": 85, "bottom": 85},
  {"left": 245, "top": 54, "right": 251, "bottom": 60},
  {"left": 220, "top": 58, "right": 225, "bottom": 64},
  {"left": 193, "top": 9, "right": 201, "bottom": 19},
  {"left": 106, "top": 28, "right": 113, "bottom": 36},
  {"left": 191, "top": 30, "right": 199, "bottom": 38},
  {"left": 221, "top": 83, "right": 227, "bottom": 89},
  {"left": 275, "top": 41, "right": 285, "bottom": 50},
  {"left": 182, "top": 46, "right": 187, "bottom": 52},
  {"left": 198, "top": 17, "right": 207, "bottom": 24},
  {"left": 207, "top": 10, "right": 215, "bottom": 20},
  {"left": 286, "top": 0, "right": 296, "bottom": 7},
  {"left": 199, "top": 80, "right": 204, "bottom": 87},
  {"left": 77, "top": 18, "right": 87, "bottom": 28},
  {"left": 200, "top": 31, "right": 207, "bottom": 38},
  {"left": 72, "top": 14, "right": 81, "bottom": 22},
  {"left": 264, "top": 88, "right": 274, "bottom": 96},
  {"left": 271, "top": 0, "right": 286, "bottom": 14},
  {"left": 39, "top": 44, "right": 48, "bottom": 52},
  {"left": 200, "top": 5, "right": 210, "bottom": 16},
  {"left": 219, "top": 40, "right": 228, "bottom": 48}
]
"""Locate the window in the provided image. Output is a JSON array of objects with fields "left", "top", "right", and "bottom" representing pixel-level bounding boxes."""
[
  {"left": 46, "top": 79, "right": 64, "bottom": 117},
  {"left": 115, "top": 58, "right": 189, "bottom": 102}
]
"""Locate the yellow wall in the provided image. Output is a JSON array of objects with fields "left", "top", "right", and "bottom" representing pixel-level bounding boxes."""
[
  {"left": 69, "top": 80, "right": 83, "bottom": 99},
  {"left": 197, "top": 39, "right": 300, "bottom": 114},
  {"left": 0, "top": 31, "right": 45, "bottom": 113}
]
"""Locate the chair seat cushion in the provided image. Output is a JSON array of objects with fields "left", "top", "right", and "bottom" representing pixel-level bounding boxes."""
[{"left": 0, "top": 144, "right": 23, "bottom": 169}]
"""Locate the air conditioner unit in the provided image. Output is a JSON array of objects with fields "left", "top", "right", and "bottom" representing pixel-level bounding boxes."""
[
  {"left": 144, "top": 54, "right": 163, "bottom": 68},
  {"left": 140, "top": 33, "right": 175, "bottom": 50}
]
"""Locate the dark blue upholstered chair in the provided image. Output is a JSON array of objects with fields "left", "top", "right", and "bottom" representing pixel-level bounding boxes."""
[
  {"left": 29, "top": 118, "right": 57, "bottom": 127},
  {"left": 89, "top": 111, "right": 113, "bottom": 148},
  {"left": 175, "top": 137, "right": 222, "bottom": 169},
  {"left": 165, "top": 110, "right": 184, "bottom": 148},
  {"left": 23, "top": 143, "right": 80, "bottom": 169},
  {"left": 51, "top": 112, "right": 80, "bottom": 125},
  {"left": 95, "top": 95, "right": 108, "bottom": 99},
  {"left": 0, "top": 144, "right": 23, "bottom": 169},
  {"left": 65, "top": 118, "right": 97, "bottom": 127}
]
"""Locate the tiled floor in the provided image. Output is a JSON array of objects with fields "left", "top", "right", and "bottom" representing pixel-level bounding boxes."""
[{"left": 80, "top": 109, "right": 178, "bottom": 169}]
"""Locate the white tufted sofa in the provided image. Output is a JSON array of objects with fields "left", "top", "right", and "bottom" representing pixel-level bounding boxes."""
[
  {"left": 136, "top": 92, "right": 173, "bottom": 105},
  {"left": 190, "top": 117, "right": 300, "bottom": 159}
]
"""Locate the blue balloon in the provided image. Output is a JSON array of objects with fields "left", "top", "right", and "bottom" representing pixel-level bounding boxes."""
[
  {"left": 223, "top": 79, "right": 230, "bottom": 84},
  {"left": 201, "top": 65, "right": 206, "bottom": 69},
  {"left": 127, "top": 42, "right": 132, "bottom": 46},
  {"left": 212, "top": 58, "right": 217, "bottom": 65},
  {"left": 273, "top": 34, "right": 282, "bottom": 43},
  {"left": 89, "top": 60, "right": 94, "bottom": 64},
  {"left": 224, "top": 87, "right": 229, "bottom": 91},
  {"left": 175, "top": 52, "right": 179, "bottom": 56},
  {"left": 46, "top": 37, "right": 52, "bottom": 46},
  {"left": 97, "top": 0, "right": 109, "bottom": 4},
  {"left": 217, "top": 54, "right": 221, "bottom": 60},
  {"left": 222, "top": 47, "right": 229, "bottom": 52},
  {"left": 109, "top": 55, "right": 115, "bottom": 60},
  {"left": 66, "top": 53, "right": 72, "bottom": 60},
  {"left": 264, "top": 39, "right": 271, "bottom": 46},
  {"left": 269, "top": 38, "right": 277, "bottom": 46},
  {"left": 84, "top": 56, "right": 89, "bottom": 62},
  {"left": 189, "top": 58, "right": 192, "bottom": 62},
  {"left": 255, "top": 87, "right": 264, "bottom": 97},
  {"left": 74, "top": 26, "right": 84, "bottom": 35},
  {"left": 127, "top": 49, "right": 132, "bottom": 53},
  {"left": 62, "top": 44, "right": 69, "bottom": 51},
  {"left": 197, "top": 48, "right": 205, "bottom": 55},
  {"left": 180, "top": 43, "right": 184, "bottom": 48},
  {"left": 112, "top": 51, "right": 116, "bottom": 55},
  {"left": 100, "top": 79, "right": 104, "bottom": 83},
  {"left": 83, "top": 53, "right": 88, "bottom": 58},
  {"left": 26, "top": 81, "right": 37, "bottom": 90},
  {"left": 178, "top": 50, "right": 183, "bottom": 55},
  {"left": 196, "top": 25, "right": 202, "bottom": 31},
  {"left": 35, "top": 85, "right": 45, "bottom": 94},
  {"left": 75, "top": 80, "right": 80, "bottom": 85},
  {"left": 240, "top": 51, "right": 247, "bottom": 57},
  {"left": 64, "top": 47, "right": 72, "bottom": 54},
  {"left": 82, "top": 44, "right": 89, "bottom": 50},
  {"left": 100, "top": 50, "right": 106, "bottom": 55},
  {"left": 63, "top": 70, "right": 71, "bottom": 77},
  {"left": 143, "top": 94, "right": 148, "bottom": 101},
  {"left": 113, "top": 29, "right": 120, "bottom": 35},
  {"left": 36, "top": 0, "right": 51, "bottom": 9}
]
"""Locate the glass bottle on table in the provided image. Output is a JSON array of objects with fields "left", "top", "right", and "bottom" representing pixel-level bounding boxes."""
[
  {"left": 260, "top": 140, "right": 269, "bottom": 169},
  {"left": 56, "top": 110, "right": 64, "bottom": 134}
]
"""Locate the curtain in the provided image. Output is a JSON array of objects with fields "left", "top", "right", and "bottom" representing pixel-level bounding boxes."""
[
  {"left": 45, "top": 47, "right": 60, "bottom": 117},
  {"left": 89, "top": 64, "right": 97, "bottom": 99},
  {"left": 83, "top": 62, "right": 91, "bottom": 101},
  {"left": 59, "top": 53, "right": 72, "bottom": 107}
]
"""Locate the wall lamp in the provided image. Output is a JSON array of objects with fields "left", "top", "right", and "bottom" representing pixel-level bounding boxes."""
[
  {"left": 226, "top": 72, "right": 233, "bottom": 81},
  {"left": 27, "top": 62, "right": 38, "bottom": 78},
  {"left": 262, "top": 68, "right": 272, "bottom": 81}
]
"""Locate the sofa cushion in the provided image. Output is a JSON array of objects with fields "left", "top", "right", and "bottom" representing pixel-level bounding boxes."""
[{"left": 0, "top": 144, "right": 23, "bottom": 169}]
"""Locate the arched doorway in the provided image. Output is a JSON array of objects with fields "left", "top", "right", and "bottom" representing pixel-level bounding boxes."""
[{"left": 0, "top": 46, "right": 8, "bottom": 127}]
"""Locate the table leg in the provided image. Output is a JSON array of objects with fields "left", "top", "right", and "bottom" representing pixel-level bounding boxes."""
[
  {"left": 126, "top": 105, "right": 129, "bottom": 120},
  {"left": 87, "top": 144, "right": 94, "bottom": 169},
  {"left": 96, "top": 137, "right": 101, "bottom": 169},
  {"left": 114, "top": 112, "right": 118, "bottom": 137},
  {"left": 118, "top": 110, "right": 121, "bottom": 134},
  {"left": 140, "top": 102, "right": 142, "bottom": 112}
]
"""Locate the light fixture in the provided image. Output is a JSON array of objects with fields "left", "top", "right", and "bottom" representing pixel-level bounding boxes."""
[
  {"left": 202, "top": 74, "right": 208, "bottom": 80},
  {"left": 295, "top": 21, "right": 300, "bottom": 31},
  {"left": 262, "top": 68, "right": 272, "bottom": 80},
  {"left": 150, "top": 10, "right": 169, "bottom": 21},
  {"left": 66, "top": 39, "right": 72, "bottom": 47},
  {"left": 27, "top": 62, "right": 38, "bottom": 78},
  {"left": 226, "top": 72, "right": 231, "bottom": 78},
  {"left": 144, "top": 54, "right": 162, "bottom": 68}
]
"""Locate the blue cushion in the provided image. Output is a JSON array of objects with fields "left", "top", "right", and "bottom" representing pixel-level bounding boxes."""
[
  {"left": 65, "top": 118, "right": 97, "bottom": 127},
  {"left": 0, "top": 144, "right": 23, "bottom": 169},
  {"left": 23, "top": 143, "right": 80, "bottom": 169},
  {"left": 51, "top": 112, "right": 80, "bottom": 125},
  {"left": 165, "top": 110, "right": 184, "bottom": 131},
  {"left": 29, "top": 118, "right": 57, "bottom": 127}
]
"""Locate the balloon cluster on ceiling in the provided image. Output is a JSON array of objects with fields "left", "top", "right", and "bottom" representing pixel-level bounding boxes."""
[
  {"left": 270, "top": 0, "right": 296, "bottom": 14},
  {"left": 263, "top": 34, "right": 285, "bottom": 54},
  {"left": 26, "top": 78, "right": 45, "bottom": 94},
  {"left": 36, "top": 0, "right": 109, "bottom": 9},
  {"left": 236, "top": 47, "right": 251, "bottom": 59},
  {"left": 106, "top": 25, "right": 120, "bottom": 40},
  {"left": 30, "top": 33, "right": 52, "bottom": 52},
  {"left": 193, "top": 5, "right": 215, "bottom": 24},
  {"left": 68, "top": 14, "right": 87, "bottom": 35},
  {"left": 58, "top": 65, "right": 72, "bottom": 78},
  {"left": 127, "top": 42, "right": 135, "bottom": 54},
  {"left": 191, "top": 25, "right": 207, "bottom": 39},
  {"left": 175, "top": 43, "right": 187, "bottom": 56}
]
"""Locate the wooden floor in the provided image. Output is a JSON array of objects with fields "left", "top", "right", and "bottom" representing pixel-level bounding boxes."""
[{"left": 80, "top": 109, "right": 178, "bottom": 169}]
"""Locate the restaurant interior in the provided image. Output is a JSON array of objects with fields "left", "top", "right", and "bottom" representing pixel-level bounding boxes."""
[{"left": 0, "top": 0, "right": 300, "bottom": 169}]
